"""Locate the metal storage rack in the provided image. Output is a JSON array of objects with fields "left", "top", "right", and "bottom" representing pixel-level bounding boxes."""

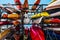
[{"left": 0, "top": 4, "right": 60, "bottom": 40}]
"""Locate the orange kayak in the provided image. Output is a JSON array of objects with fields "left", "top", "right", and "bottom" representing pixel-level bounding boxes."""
[
  {"left": 44, "top": 19, "right": 51, "bottom": 23},
  {"left": 13, "top": 20, "right": 20, "bottom": 26},
  {"left": 2, "top": 13, "right": 20, "bottom": 19}
]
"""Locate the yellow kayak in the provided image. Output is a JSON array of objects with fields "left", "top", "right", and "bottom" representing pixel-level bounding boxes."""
[
  {"left": 31, "top": 11, "right": 50, "bottom": 19},
  {"left": 2, "top": 13, "right": 20, "bottom": 19},
  {"left": 0, "top": 29, "right": 10, "bottom": 40}
]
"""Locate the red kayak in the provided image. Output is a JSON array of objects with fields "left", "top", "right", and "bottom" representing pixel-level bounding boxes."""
[
  {"left": 50, "top": 18, "right": 60, "bottom": 23},
  {"left": 23, "top": 0, "right": 29, "bottom": 9},
  {"left": 14, "top": 0, "right": 22, "bottom": 10},
  {"left": 0, "top": 21, "right": 10, "bottom": 26},
  {"left": 44, "top": 18, "right": 60, "bottom": 23},
  {"left": 0, "top": 21, "right": 20, "bottom": 26},
  {"left": 30, "top": 25, "right": 45, "bottom": 40},
  {"left": 23, "top": 0, "right": 29, "bottom": 13},
  {"left": 31, "top": 0, "right": 40, "bottom": 12},
  {"left": 25, "top": 27, "right": 29, "bottom": 36}
]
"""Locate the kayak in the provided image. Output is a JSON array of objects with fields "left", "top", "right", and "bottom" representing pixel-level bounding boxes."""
[
  {"left": 30, "top": 25, "right": 45, "bottom": 40},
  {"left": 31, "top": 8, "right": 60, "bottom": 19},
  {"left": 23, "top": 0, "right": 29, "bottom": 13},
  {"left": 6, "top": 7, "right": 21, "bottom": 14},
  {"left": 50, "top": 18, "right": 60, "bottom": 23},
  {"left": 25, "top": 27, "right": 29, "bottom": 36},
  {"left": 2, "top": 13, "right": 20, "bottom": 19},
  {"left": 23, "top": 0, "right": 29, "bottom": 9},
  {"left": 44, "top": 18, "right": 60, "bottom": 23},
  {"left": 0, "top": 29, "right": 10, "bottom": 40},
  {"left": 31, "top": 0, "right": 60, "bottom": 19},
  {"left": 45, "top": 0, "right": 60, "bottom": 10},
  {"left": 49, "top": 0, "right": 56, "bottom": 4},
  {"left": 12, "top": 20, "right": 20, "bottom": 26},
  {"left": 0, "top": 5, "right": 13, "bottom": 14},
  {"left": 44, "top": 19, "right": 51, "bottom": 23},
  {"left": 31, "top": 11, "right": 50, "bottom": 19},
  {"left": 0, "top": 21, "right": 10, "bottom": 26},
  {"left": 31, "top": 0, "right": 40, "bottom": 12},
  {"left": 0, "top": 4, "right": 21, "bottom": 14},
  {"left": 14, "top": 0, "right": 22, "bottom": 10}
]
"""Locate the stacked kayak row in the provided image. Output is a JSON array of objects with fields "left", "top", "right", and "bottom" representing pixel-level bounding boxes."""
[
  {"left": 44, "top": 18, "right": 60, "bottom": 23},
  {"left": 31, "top": 8, "right": 60, "bottom": 19},
  {"left": 0, "top": 21, "right": 20, "bottom": 26},
  {"left": 30, "top": 0, "right": 60, "bottom": 40},
  {"left": 0, "top": 0, "right": 60, "bottom": 40}
]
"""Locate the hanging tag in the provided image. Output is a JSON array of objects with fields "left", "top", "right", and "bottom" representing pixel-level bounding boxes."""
[
  {"left": 24, "top": 13, "right": 30, "bottom": 24},
  {"left": 39, "top": 16, "right": 44, "bottom": 23},
  {"left": 33, "top": 16, "right": 44, "bottom": 24}
]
